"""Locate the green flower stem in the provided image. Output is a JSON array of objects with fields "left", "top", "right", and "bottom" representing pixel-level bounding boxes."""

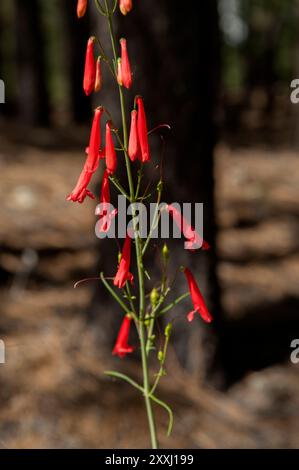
[
  {"left": 151, "top": 332, "right": 170, "bottom": 395},
  {"left": 108, "top": 175, "right": 130, "bottom": 200},
  {"left": 95, "top": 38, "right": 115, "bottom": 78},
  {"left": 145, "top": 286, "right": 170, "bottom": 356},
  {"left": 104, "top": 2, "right": 158, "bottom": 449},
  {"left": 146, "top": 313, "right": 155, "bottom": 356},
  {"left": 159, "top": 292, "right": 190, "bottom": 316},
  {"left": 105, "top": 370, "right": 144, "bottom": 393},
  {"left": 135, "top": 166, "right": 144, "bottom": 200},
  {"left": 142, "top": 182, "right": 163, "bottom": 256},
  {"left": 125, "top": 283, "right": 137, "bottom": 316}
]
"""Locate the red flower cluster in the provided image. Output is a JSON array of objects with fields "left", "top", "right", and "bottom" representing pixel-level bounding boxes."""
[{"left": 71, "top": 2, "right": 213, "bottom": 361}]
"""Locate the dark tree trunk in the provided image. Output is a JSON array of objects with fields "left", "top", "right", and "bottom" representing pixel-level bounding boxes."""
[
  {"left": 0, "top": 5, "right": 5, "bottom": 112},
  {"left": 89, "top": 0, "right": 222, "bottom": 380},
  {"left": 61, "top": 0, "right": 92, "bottom": 124},
  {"left": 292, "top": 0, "right": 299, "bottom": 148},
  {"left": 14, "top": 0, "right": 49, "bottom": 126}
]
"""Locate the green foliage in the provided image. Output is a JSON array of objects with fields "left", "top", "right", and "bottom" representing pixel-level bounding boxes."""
[{"left": 220, "top": 0, "right": 297, "bottom": 92}]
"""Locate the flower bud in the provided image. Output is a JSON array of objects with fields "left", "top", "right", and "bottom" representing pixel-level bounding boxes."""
[
  {"left": 128, "top": 110, "right": 139, "bottom": 161},
  {"left": 77, "top": 0, "right": 88, "bottom": 18},
  {"left": 144, "top": 313, "right": 151, "bottom": 328},
  {"left": 105, "top": 121, "right": 117, "bottom": 175},
  {"left": 137, "top": 97, "right": 150, "bottom": 162},
  {"left": 165, "top": 323, "right": 172, "bottom": 339},
  {"left": 119, "top": 0, "right": 133, "bottom": 16},
  {"left": 150, "top": 288, "right": 159, "bottom": 307},
  {"left": 95, "top": 57, "right": 103, "bottom": 92},
  {"left": 83, "top": 37, "right": 96, "bottom": 96},
  {"left": 162, "top": 243, "right": 169, "bottom": 261},
  {"left": 117, "top": 58, "right": 123, "bottom": 86},
  {"left": 120, "top": 38, "right": 132, "bottom": 89},
  {"left": 157, "top": 351, "right": 164, "bottom": 362}
]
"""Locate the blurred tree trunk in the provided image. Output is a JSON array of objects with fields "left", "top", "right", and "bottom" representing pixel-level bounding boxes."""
[
  {"left": 0, "top": 6, "right": 4, "bottom": 110},
  {"left": 61, "top": 0, "right": 92, "bottom": 124},
  {"left": 15, "top": 0, "right": 49, "bottom": 126},
  {"left": 89, "top": 0, "right": 222, "bottom": 381},
  {"left": 292, "top": 0, "right": 299, "bottom": 148}
]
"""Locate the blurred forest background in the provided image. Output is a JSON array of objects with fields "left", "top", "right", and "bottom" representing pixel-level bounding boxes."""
[{"left": 0, "top": 0, "right": 299, "bottom": 448}]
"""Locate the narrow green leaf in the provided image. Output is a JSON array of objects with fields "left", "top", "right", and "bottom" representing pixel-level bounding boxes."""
[
  {"left": 104, "top": 370, "right": 144, "bottom": 393},
  {"left": 100, "top": 273, "right": 131, "bottom": 314},
  {"left": 150, "top": 394, "right": 174, "bottom": 437},
  {"left": 159, "top": 292, "right": 190, "bottom": 316}
]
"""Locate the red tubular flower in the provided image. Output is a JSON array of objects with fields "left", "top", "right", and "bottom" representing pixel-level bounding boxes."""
[
  {"left": 96, "top": 170, "right": 117, "bottom": 232},
  {"left": 105, "top": 121, "right": 117, "bottom": 175},
  {"left": 85, "top": 146, "right": 105, "bottom": 159},
  {"left": 83, "top": 37, "right": 96, "bottom": 96},
  {"left": 95, "top": 57, "right": 103, "bottom": 92},
  {"left": 67, "top": 109, "right": 104, "bottom": 204},
  {"left": 128, "top": 110, "right": 139, "bottom": 161},
  {"left": 77, "top": 0, "right": 88, "bottom": 18},
  {"left": 86, "top": 107, "right": 103, "bottom": 172},
  {"left": 114, "top": 234, "right": 134, "bottom": 289},
  {"left": 120, "top": 39, "right": 132, "bottom": 89},
  {"left": 113, "top": 315, "right": 134, "bottom": 358},
  {"left": 166, "top": 204, "right": 210, "bottom": 251},
  {"left": 184, "top": 268, "right": 213, "bottom": 323},
  {"left": 119, "top": 0, "right": 133, "bottom": 16},
  {"left": 67, "top": 168, "right": 95, "bottom": 204},
  {"left": 137, "top": 97, "right": 150, "bottom": 162}
]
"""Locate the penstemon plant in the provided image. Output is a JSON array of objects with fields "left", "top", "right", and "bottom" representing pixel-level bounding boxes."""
[{"left": 68, "top": 0, "right": 213, "bottom": 449}]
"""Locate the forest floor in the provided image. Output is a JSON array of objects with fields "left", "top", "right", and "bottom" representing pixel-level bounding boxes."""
[{"left": 0, "top": 132, "right": 299, "bottom": 448}]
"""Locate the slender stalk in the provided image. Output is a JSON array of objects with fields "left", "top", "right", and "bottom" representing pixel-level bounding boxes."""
[
  {"left": 151, "top": 332, "right": 170, "bottom": 395},
  {"left": 142, "top": 182, "right": 163, "bottom": 256},
  {"left": 109, "top": 175, "right": 130, "bottom": 199},
  {"left": 104, "top": 1, "right": 158, "bottom": 449}
]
